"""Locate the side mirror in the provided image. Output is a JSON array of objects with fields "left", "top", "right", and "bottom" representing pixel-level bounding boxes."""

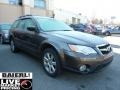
[{"left": 27, "top": 27, "right": 37, "bottom": 32}]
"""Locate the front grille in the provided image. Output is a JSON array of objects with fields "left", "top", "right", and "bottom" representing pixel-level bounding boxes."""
[{"left": 97, "top": 44, "right": 112, "bottom": 55}]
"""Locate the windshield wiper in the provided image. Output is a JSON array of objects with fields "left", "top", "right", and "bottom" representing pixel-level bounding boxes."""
[
  {"left": 44, "top": 30, "right": 72, "bottom": 32},
  {"left": 61, "top": 30, "right": 72, "bottom": 31}
]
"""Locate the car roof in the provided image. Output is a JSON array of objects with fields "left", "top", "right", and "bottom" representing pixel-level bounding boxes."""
[{"left": 18, "top": 15, "right": 52, "bottom": 20}]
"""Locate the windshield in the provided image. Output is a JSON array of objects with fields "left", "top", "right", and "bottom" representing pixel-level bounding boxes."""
[
  {"left": 35, "top": 17, "right": 73, "bottom": 32},
  {"left": 0, "top": 24, "right": 11, "bottom": 30}
]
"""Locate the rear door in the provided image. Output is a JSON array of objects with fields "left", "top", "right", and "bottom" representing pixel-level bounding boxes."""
[{"left": 12, "top": 19, "right": 26, "bottom": 48}]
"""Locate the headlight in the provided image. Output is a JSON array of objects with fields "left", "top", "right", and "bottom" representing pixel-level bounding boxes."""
[
  {"left": 4, "top": 33, "right": 9, "bottom": 38},
  {"left": 68, "top": 44, "right": 97, "bottom": 55}
]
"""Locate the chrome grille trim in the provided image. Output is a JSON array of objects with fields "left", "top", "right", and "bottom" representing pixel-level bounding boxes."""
[{"left": 96, "top": 44, "right": 112, "bottom": 55}]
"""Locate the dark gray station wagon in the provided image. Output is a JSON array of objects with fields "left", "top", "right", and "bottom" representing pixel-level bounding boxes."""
[{"left": 9, "top": 15, "right": 113, "bottom": 77}]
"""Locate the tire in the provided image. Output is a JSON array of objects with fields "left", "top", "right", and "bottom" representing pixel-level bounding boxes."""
[
  {"left": 10, "top": 39, "right": 19, "bottom": 53},
  {"left": 0, "top": 36, "right": 4, "bottom": 44},
  {"left": 105, "top": 32, "right": 111, "bottom": 36},
  {"left": 42, "top": 48, "right": 61, "bottom": 77}
]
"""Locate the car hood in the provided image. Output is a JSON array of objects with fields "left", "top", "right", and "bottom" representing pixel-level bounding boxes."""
[{"left": 47, "top": 31, "right": 108, "bottom": 47}]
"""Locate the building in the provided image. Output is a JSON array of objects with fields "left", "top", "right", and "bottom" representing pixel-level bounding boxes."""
[
  {"left": 54, "top": 9, "right": 81, "bottom": 24},
  {"left": 0, "top": 0, "right": 54, "bottom": 23}
]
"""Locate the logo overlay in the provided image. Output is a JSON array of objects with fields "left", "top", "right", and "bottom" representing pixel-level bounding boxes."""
[{"left": 0, "top": 72, "right": 32, "bottom": 90}]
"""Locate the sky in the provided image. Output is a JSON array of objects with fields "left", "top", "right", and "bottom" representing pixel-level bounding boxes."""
[{"left": 54, "top": 0, "right": 120, "bottom": 20}]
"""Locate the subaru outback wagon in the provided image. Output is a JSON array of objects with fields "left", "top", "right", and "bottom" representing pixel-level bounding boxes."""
[{"left": 9, "top": 15, "right": 113, "bottom": 77}]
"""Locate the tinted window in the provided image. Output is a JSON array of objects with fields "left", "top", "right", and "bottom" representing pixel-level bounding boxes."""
[
  {"left": 17, "top": 20, "right": 25, "bottom": 30},
  {"left": 11, "top": 20, "right": 19, "bottom": 29},
  {"left": 35, "top": 17, "right": 73, "bottom": 32},
  {"left": 0, "top": 24, "right": 11, "bottom": 30}
]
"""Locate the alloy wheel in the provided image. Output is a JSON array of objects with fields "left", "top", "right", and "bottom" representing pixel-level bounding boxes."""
[{"left": 43, "top": 52, "right": 57, "bottom": 74}]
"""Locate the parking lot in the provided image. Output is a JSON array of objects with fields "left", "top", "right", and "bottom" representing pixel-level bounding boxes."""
[{"left": 0, "top": 35, "right": 120, "bottom": 90}]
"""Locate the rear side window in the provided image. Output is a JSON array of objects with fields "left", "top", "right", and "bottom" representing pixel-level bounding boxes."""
[{"left": 12, "top": 19, "right": 36, "bottom": 31}]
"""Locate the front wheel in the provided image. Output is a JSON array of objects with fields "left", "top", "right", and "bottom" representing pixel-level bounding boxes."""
[{"left": 42, "top": 48, "right": 61, "bottom": 77}]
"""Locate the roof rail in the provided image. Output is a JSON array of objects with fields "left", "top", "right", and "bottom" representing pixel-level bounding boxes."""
[{"left": 19, "top": 15, "right": 32, "bottom": 18}]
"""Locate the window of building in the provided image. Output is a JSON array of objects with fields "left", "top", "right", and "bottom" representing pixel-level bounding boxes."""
[
  {"left": 9, "top": 0, "right": 22, "bottom": 6},
  {"left": 34, "top": 0, "right": 46, "bottom": 8}
]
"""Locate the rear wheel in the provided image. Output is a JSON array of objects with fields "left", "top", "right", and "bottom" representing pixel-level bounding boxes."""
[
  {"left": 42, "top": 48, "right": 61, "bottom": 77},
  {"left": 10, "top": 39, "right": 19, "bottom": 53}
]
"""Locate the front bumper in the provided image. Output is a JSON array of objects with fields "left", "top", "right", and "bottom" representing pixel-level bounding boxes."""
[{"left": 63, "top": 50, "right": 113, "bottom": 73}]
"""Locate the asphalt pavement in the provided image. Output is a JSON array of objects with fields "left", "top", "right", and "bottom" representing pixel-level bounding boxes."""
[{"left": 0, "top": 35, "right": 120, "bottom": 90}]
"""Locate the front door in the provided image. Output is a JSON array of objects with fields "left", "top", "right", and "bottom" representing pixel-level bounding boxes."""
[{"left": 23, "top": 18, "right": 40, "bottom": 54}]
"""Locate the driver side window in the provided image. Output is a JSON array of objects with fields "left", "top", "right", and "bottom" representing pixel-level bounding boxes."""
[{"left": 24, "top": 19, "right": 36, "bottom": 31}]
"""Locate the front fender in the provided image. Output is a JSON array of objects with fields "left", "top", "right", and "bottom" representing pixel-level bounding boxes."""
[{"left": 39, "top": 40, "right": 66, "bottom": 65}]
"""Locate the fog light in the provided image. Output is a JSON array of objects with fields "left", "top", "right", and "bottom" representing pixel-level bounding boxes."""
[{"left": 79, "top": 65, "right": 87, "bottom": 72}]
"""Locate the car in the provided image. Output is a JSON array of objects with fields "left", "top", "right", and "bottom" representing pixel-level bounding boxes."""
[
  {"left": 70, "top": 23, "right": 86, "bottom": 32},
  {"left": 9, "top": 15, "right": 113, "bottom": 77},
  {"left": 102, "top": 26, "right": 120, "bottom": 36},
  {"left": 94, "top": 25, "right": 104, "bottom": 35},
  {"left": 70, "top": 24, "right": 97, "bottom": 35},
  {"left": 84, "top": 24, "right": 97, "bottom": 34},
  {"left": 0, "top": 24, "right": 11, "bottom": 44},
  {"left": 90, "top": 25, "right": 98, "bottom": 34}
]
